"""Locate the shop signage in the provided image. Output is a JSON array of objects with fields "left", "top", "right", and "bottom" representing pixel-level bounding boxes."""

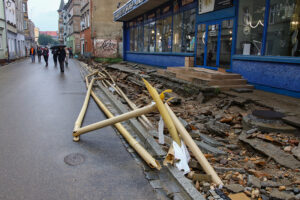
[
  {"left": 114, "top": 0, "right": 148, "bottom": 21},
  {"left": 198, "top": 0, "right": 233, "bottom": 14}
]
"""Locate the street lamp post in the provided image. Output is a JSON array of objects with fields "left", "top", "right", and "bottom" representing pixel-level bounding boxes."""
[{"left": 3, "top": 0, "right": 10, "bottom": 62}]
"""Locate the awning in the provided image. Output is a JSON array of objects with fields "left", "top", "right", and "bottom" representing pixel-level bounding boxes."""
[{"left": 114, "top": 0, "right": 169, "bottom": 22}]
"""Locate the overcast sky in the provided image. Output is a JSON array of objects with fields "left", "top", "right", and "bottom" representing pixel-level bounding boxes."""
[{"left": 28, "top": 0, "right": 67, "bottom": 31}]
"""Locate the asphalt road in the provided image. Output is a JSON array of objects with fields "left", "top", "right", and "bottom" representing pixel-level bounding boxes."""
[{"left": 0, "top": 57, "right": 157, "bottom": 200}]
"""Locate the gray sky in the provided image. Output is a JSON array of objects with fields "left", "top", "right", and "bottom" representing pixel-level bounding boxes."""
[{"left": 28, "top": 0, "right": 67, "bottom": 31}]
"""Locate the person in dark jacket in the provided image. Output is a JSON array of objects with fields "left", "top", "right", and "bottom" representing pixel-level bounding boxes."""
[
  {"left": 30, "top": 46, "right": 36, "bottom": 63},
  {"left": 52, "top": 48, "right": 58, "bottom": 67},
  {"left": 37, "top": 47, "right": 42, "bottom": 63},
  {"left": 57, "top": 46, "right": 66, "bottom": 72},
  {"left": 43, "top": 47, "right": 49, "bottom": 67}
]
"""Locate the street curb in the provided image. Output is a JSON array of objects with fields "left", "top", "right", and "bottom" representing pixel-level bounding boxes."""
[{"left": 77, "top": 61, "right": 205, "bottom": 200}]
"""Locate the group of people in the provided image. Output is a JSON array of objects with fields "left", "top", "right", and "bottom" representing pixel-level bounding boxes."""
[{"left": 29, "top": 46, "right": 73, "bottom": 73}]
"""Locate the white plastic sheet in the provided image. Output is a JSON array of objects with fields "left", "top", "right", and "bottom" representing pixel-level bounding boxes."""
[
  {"left": 158, "top": 116, "right": 165, "bottom": 144},
  {"left": 173, "top": 140, "right": 191, "bottom": 174}
]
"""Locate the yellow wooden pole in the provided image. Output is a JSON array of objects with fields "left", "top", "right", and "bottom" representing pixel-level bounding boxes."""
[
  {"left": 73, "top": 78, "right": 96, "bottom": 142},
  {"left": 85, "top": 77, "right": 161, "bottom": 170},
  {"left": 73, "top": 103, "right": 157, "bottom": 137},
  {"left": 165, "top": 103, "right": 223, "bottom": 185},
  {"left": 143, "top": 79, "right": 181, "bottom": 146}
]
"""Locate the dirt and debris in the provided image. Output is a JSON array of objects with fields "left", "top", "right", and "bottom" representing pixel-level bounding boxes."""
[{"left": 83, "top": 60, "right": 300, "bottom": 200}]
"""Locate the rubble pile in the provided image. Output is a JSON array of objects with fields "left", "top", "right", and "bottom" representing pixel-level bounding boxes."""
[{"left": 87, "top": 61, "right": 300, "bottom": 200}]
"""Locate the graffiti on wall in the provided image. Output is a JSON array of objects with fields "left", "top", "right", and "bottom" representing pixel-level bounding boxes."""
[{"left": 94, "top": 39, "right": 118, "bottom": 58}]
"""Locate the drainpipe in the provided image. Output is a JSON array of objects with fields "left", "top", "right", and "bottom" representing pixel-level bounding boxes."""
[{"left": 3, "top": 0, "right": 10, "bottom": 61}]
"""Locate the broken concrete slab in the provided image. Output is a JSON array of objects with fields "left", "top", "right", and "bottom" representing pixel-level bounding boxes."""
[
  {"left": 243, "top": 115, "right": 297, "bottom": 133},
  {"left": 270, "top": 189, "right": 296, "bottom": 200},
  {"left": 282, "top": 116, "right": 300, "bottom": 128},
  {"left": 230, "top": 88, "right": 253, "bottom": 93},
  {"left": 261, "top": 180, "right": 281, "bottom": 188},
  {"left": 205, "top": 120, "right": 230, "bottom": 136},
  {"left": 195, "top": 140, "right": 227, "bottom": 156},
  {"left": 247, "top": 175, "right": 261, "bottom": 188},
  {"left": 150, "top": 180, "right": 163, "bottom": 189},
  {"left": 224, "top": 184, "right": 244, "bottom": 193},
  {"left": 292, "top": 144, "right": 300, "bottom": 160},
  {"left": 214, "top": 167, "right": 246, "bottom": 174},
  {"left": 228, "top": 192, "right": 251, "bottom": 200},
  {"left": 197, "top": 132, "right": 224, "bottom": 147},
  {"left": 239, "top": 132, "right": 300, "bottom": 169}
]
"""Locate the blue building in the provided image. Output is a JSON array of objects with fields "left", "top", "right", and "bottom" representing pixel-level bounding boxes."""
[{"left": 114, "top": 0, "right": 300, "bottom": 98}]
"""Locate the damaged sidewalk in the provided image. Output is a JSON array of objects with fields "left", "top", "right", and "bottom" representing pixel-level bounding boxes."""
[{"left": 78, "top": 59, "right": 300, "bottom": 200}]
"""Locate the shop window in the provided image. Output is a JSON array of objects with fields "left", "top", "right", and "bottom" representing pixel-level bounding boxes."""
[
  {"left": 219, "top": 19, "right": 234, "bottom": 68},
  {"left": 144, "top": 22, "right": 155, "bottom": 52},
  {"left": 173, "top": 13, "right": 183, "bottom": 52},
  {"left": 156, "top": 16, "right": 172, "bottom": 52},
  {"left": 130, "top": 27, "right": 138, "bottom": 51},
  {"left": 266, "top": 0, "right": 300, "bottom": 57},
  {"left": 137, "top": 25, "right": 144, "bottom": 52},
  {"left": 196, "top": 24, "right": 206, "bottom": 65},
  {"left": 182, "top": 9, "right": 196, "bottom": 52},
  {"left": 236, "top": 0, "right": 266, "bottom": 55}
]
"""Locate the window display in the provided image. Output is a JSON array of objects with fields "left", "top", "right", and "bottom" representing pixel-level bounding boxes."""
[
  {"left": 266, "top": 0, "right": 300, "bottom": 56},
  {"left": 156, "top": 16, "right": 172, "bottom": 52},
  {"left": 236, "top": 0, "right": 266, "bottom": 55},
  {"left": 173, "top": 13, "right": 183, "bottom": 52},
  {"left": 182, "top": 9, "right": 196, "bottom": 52},
  {"left": 144, "top": 22, "right": 156, "bottom": 52}
]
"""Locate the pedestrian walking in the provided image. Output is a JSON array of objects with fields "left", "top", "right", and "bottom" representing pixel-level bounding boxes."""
[
  {"left": 37, "top": 47, "right": 42, "bottom": 63},
  {"left": 65, "top": 47, "right": 69, "bottom": 67},
  {"left": 43, "top": 47, "right": 49, "bottom": 67},
  {"left": 57, "top": 46, "right": 66, "bottom": 73},
  {"left": 52, "top": 48, "right": 58, "bottom": 67},
  {"left": 69, "top": 47, "right": 73, "bottom": 59},
  {"left": 30, "top": 46, "right": 36, "bottom": 63}
]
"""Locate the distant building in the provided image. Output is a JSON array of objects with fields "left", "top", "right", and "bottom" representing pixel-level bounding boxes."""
[
  {"left": 34, "top": 27, "right": 39, "bottom": 44},
  {"left": 16, "top": 0, "right": 25, "bottom": 57},
  {"left": 90, "top": 0, "right": 123, "bottom": 58},
  {"left": 63, "top": 0, "right": 81, "bottom": 54},
  {"left": 40, "top": 31, "right": 59, "bottom": 41},
  {"left": 57, "top": 0, "right": 65, "bottom": 43},
  {"left": 79, "top": 0, "right": 91, "bottom": 57},
  {"left": 23, "top": 0, "right": 35, "bottom": 55},
  {"left": 5, "top": 0, "right": 18, "bottom": 59},
  {"left": 0, "top": 0, "right": 8, "bottom": 61}
]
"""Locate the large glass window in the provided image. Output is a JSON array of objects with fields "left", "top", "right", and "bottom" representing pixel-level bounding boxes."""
[
  {"left": 156, "top": 16, "right": 172, "bottom": 52},
  {"left": 130, "top": 27, "right": 138, "bottom": 51},
  {"left": 182, "top": 9, "right": 196, "bottom": 52},
  {"left": 266, "top": 0, "right": 300, "bottom": 56},
  {"left": 236, "top": 0, "right": 266, "bottom": 55},
  {"left": 137, "top": 25, "right": 144, "bottom": 52},
  {"left": 173, "top": 13, "right": 183, "bottom": 52},
  {"left": 196, "top": 24, "right": 206, "bottom": 65},
  {"left": 219, "top": 19, "right": 234, "bottom": 68},
  {"left": 144, "top": 22, "right": 156, "bottom": 52}
]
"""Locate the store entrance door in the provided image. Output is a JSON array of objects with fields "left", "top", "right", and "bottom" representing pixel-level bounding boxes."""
[{"left": 196, "top": 19, "right": 234, "bottom": 70}]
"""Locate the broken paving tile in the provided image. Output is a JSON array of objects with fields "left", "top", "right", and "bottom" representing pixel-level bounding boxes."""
[
  {"left": 205, "top": 120, "right": 230, "bottom": 136},
  {"left": 270, "top": 189, "right": 296, "bottom": 200},
  {"left": 247, "top": 175, "right": 261, "bottom": 188},
  {"left": 145, "top": 171, "right": 159, "bottom": 180},
  {"left": 195, "top": 140, "right": 226, "bottom": 156},
  {"left": 239, "top": 133, "right": 300, "bottom": 169},
  {"left": 192, "top": 173, "right": 212, "bottom": 182},
  {"left": 224, "top": 184, "right": 244, "bottom": 193},
  {"left": 150, "top": 180, "right": 163, "bottom": 189},
  {"left": 214, "top": 167, "right": 245, "bottom": 173},
  {"left": 198, "top": 132, "right": 224, "bottom": 147},
  {"left": 292, "top": 144, "right": 300, "bottom": 160},
  {"left": 228, "top": 193, "right": 251, "bottom": 200}
]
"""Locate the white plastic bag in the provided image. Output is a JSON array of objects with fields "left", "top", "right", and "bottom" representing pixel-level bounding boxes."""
[{"left": 173, "top": 140, "right": 191, "bottom": 174}]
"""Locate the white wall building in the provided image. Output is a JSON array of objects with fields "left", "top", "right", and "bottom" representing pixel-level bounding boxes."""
[{"left": 5, "top": 0, "right": 18, "bottom": 59}]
